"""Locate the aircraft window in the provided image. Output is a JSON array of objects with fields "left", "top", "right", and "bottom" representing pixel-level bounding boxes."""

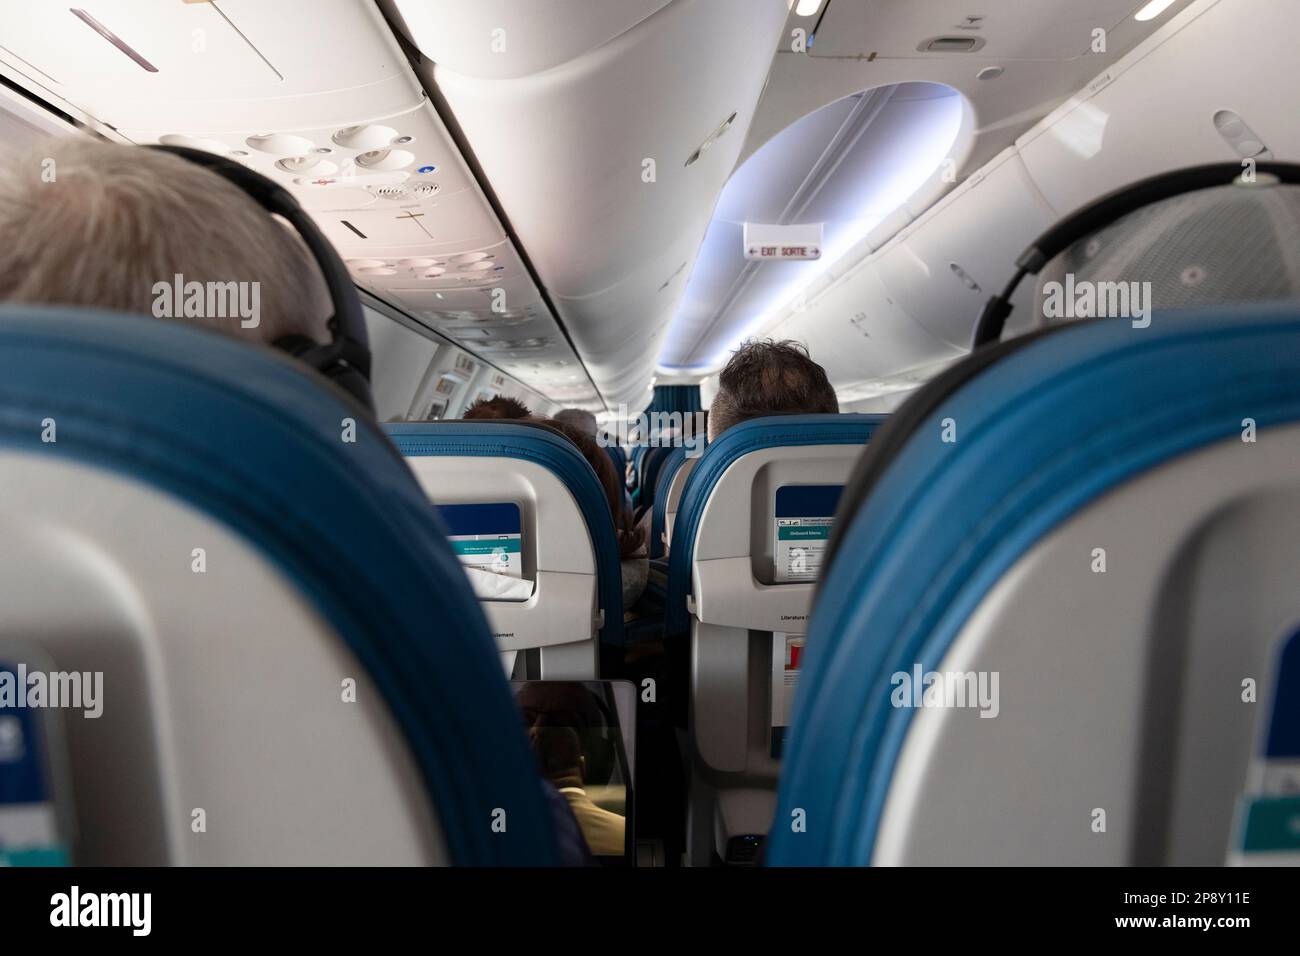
[
  {"left": 418, "top": 395, "right": 449, "bottom": 420},
  {"left": 361, "top": 302, "right": 441, "bottom": 422}
]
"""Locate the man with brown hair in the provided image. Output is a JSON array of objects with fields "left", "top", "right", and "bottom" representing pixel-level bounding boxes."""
[
  {"left": 707, "top": 338, "right": 839, "bottom": 441},
  {"left": 463, "top": 394, "right": 531, "bottom": 419}
]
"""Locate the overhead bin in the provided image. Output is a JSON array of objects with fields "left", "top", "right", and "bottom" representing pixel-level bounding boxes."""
[
  {"left": 393, "top": 0, "right": 790, "bottom": 408},
  {"left": 1016, "top": 0, "right": 1299, "bottom": 218},
  {"left": 872, "top": 149, "right": 1057, "bottom": 350}
]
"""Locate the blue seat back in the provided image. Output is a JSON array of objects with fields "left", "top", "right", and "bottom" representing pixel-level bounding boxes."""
[
  {"left": 649, "top": 445, "right": 690, "bottom": 560},
  {"left": 636, "top": 446, "right": 673, "bottom": 514},
  {"left": 664, "top": 414, "right": 887, "bottom": 635},
  {"left": 603, "top": 443, "right": 627, "bottom": 483},
  {"left": 387, "top": 421, "right": 625, "bottom": 649},
  {"left": 0, "top": 307, "right": 558, "bottom": 866},
  {"left": 770, "top": 304, "right": 1300, "bottom": 866},
  {"left": 630, "top": 443, "right": 650, "bottom": 490}
]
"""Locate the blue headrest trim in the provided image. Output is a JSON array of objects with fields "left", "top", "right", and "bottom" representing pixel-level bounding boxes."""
[
  {"left": 603, "top": 443, "right": 627, "bottom": 481},
  {"left": 649, "top": 446, "right": 689, "bottom": 560},
  {"left": 664, "top": 414, "right": 886, "bottom": 635},
  {"left": 638, "top": 446, "right": 672, "bottom": 511},
  {"left": 386, "top": 421, "right": 626, "bottom": 647},
  {"left": 769, "top": 304, "right": 1300, "bottom": 866},
  {"left": 0, "top": 307, "right": 558, "bottom": 865},
  {"left": 631, "top": 443, "right": 650, "bottom": 485}
]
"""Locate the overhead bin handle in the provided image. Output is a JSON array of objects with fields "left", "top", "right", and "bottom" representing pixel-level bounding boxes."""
[{"left": 971, "top": 161, "right": 1300, "bottom": 349}]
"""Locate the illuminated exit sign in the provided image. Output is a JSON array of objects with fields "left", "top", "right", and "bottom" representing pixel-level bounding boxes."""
[{"left": 743, "top": 222, "right": 823, "bottom": 261}]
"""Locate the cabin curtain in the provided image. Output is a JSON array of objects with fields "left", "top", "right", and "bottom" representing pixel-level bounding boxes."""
[{"left": 644, "top": 385, "right": 702, "bottom": 417}]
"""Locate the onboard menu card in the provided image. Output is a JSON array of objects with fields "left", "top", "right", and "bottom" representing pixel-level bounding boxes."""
[
  {"left": 772, "top": 485, "right": 843, "bottom": 583},
  {"left": 436, "top": 502, "right": 523, "bottom": 579}
]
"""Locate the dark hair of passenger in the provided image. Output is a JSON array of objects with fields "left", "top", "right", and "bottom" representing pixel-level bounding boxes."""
[
  {"left": 462, "top": 394, "right": 531, "bottom": 420},
  {"left": 552, "top": 407, "right": 598, "bottom": 436},
  {"left": 709, "top": 338, "right": 838, "bottom": 441},
  {"left": 539, "top": 417, "right": 646, "bottom": 561}
]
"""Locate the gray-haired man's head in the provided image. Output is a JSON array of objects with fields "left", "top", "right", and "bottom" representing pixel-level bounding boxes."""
[{"left": 0, "top": 138, "right": 331, "bottom": 344}]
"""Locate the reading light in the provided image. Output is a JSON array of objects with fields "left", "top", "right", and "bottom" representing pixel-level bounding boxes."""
[
  {"left": 795, "top": 0, "right": 824, "bottom": 16},
  {"left": 1135, "top": 0, "right": 1177, "bottom": 21}
]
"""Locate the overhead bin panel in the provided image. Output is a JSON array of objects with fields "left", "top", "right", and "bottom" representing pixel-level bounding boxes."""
[
  {"left": 810, "top": 0, "right": 1154, "bottom": 61},
  {"left": 398, "top": 0, "right": 790, "bottom": 408},
  {"left": 392, "top": 276, "right": 541, "bottom": 315},
  {"left": 311, "top": 180, "right": 504, "bottom": 253},
  {"left": 1016, "top": 0, "right": 1300, "bottom": 218},
  {"left": 0, "top": 0, "right": 421, "bottom": 130},
  {"left": 389, "top": 0, "right": 673, "bottom": 80},
  {"left": 768, "top": 264, "right": 961, "bottom": 388},
  {"left": 873, "top": 149, "right": 1057, "bottom": 350}
]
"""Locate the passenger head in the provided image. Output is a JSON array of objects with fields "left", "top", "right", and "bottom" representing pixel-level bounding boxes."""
[
  {"left": 529, "top": 725, "right": 585, "bottom": 782},
  {"left": 542, "top": 416, "right": 645, "bottom": 560},
  {"left": 708, "top": 338, "right": 838, "bottom": 441},
  {"left": 0, "top": 138, "right": 331, "bottom": 344},
  {"left": 553, "top": 407, "right": 598, "bottom": 437},
  {"left": 516, "top": 681, "right": 604, "bottom": 731},
  {"left": 463, "top": 394, "right": 531, "bottom": 420}
]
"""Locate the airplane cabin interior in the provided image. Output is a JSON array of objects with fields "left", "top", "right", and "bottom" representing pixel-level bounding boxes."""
[{"left": 0, "top": 0, "right": 1296, "bottom": 924}]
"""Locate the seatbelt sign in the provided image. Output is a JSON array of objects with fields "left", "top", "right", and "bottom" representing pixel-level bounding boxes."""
[{"left": 743, "top": 222, "right": 822, "bottom": 261}]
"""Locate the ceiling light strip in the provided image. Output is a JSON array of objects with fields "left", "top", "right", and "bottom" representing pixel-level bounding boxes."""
[
  {"left": 69, "top": 8, "right": 158, "bottom": 73},
  {"left": 1135, "top": 0, "right": 1178, "bottom": 22}
]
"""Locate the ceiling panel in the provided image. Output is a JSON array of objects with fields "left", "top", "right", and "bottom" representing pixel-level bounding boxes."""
[
  {"left": 662, "top": 82, "right": 966, "bottom": 369},
  {"left": 0, "top": 0, "right": 420, "bottom": 130},
  {"left": 0, "top": 0, "right": 597, "bottom": 406},
  {"left": 389, "top": 0, "right": 673, "bottom": 79},
  {"left": 811, "top": 0, "right": 1155, "bottom": 61}
]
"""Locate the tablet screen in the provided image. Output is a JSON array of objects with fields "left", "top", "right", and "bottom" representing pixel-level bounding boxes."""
[
  {"left": 772, "top": 484, "right": 842, "bottom": 583},
  {"left": 437, "top": 502, "right": 523, "bottom": 579}
]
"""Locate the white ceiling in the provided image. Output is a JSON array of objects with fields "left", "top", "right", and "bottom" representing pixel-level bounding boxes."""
[
  {"left": 666, "top": 0, "right": 1199, "bottom": 375},
  {"left": 745, "top": 0, "right": 1195, "bottom": 170},
  {"left": 0, "top": 0, "right": 599, "bottom": 407},
  {"left": 383, "top": 0, "right": 674, "bottom": 80},
  {"left": 661, "top": 81, "right": 965, "bottom": 369},
  {"left": 0, "top": 0, "right": 1201, "bottom": 407}
]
